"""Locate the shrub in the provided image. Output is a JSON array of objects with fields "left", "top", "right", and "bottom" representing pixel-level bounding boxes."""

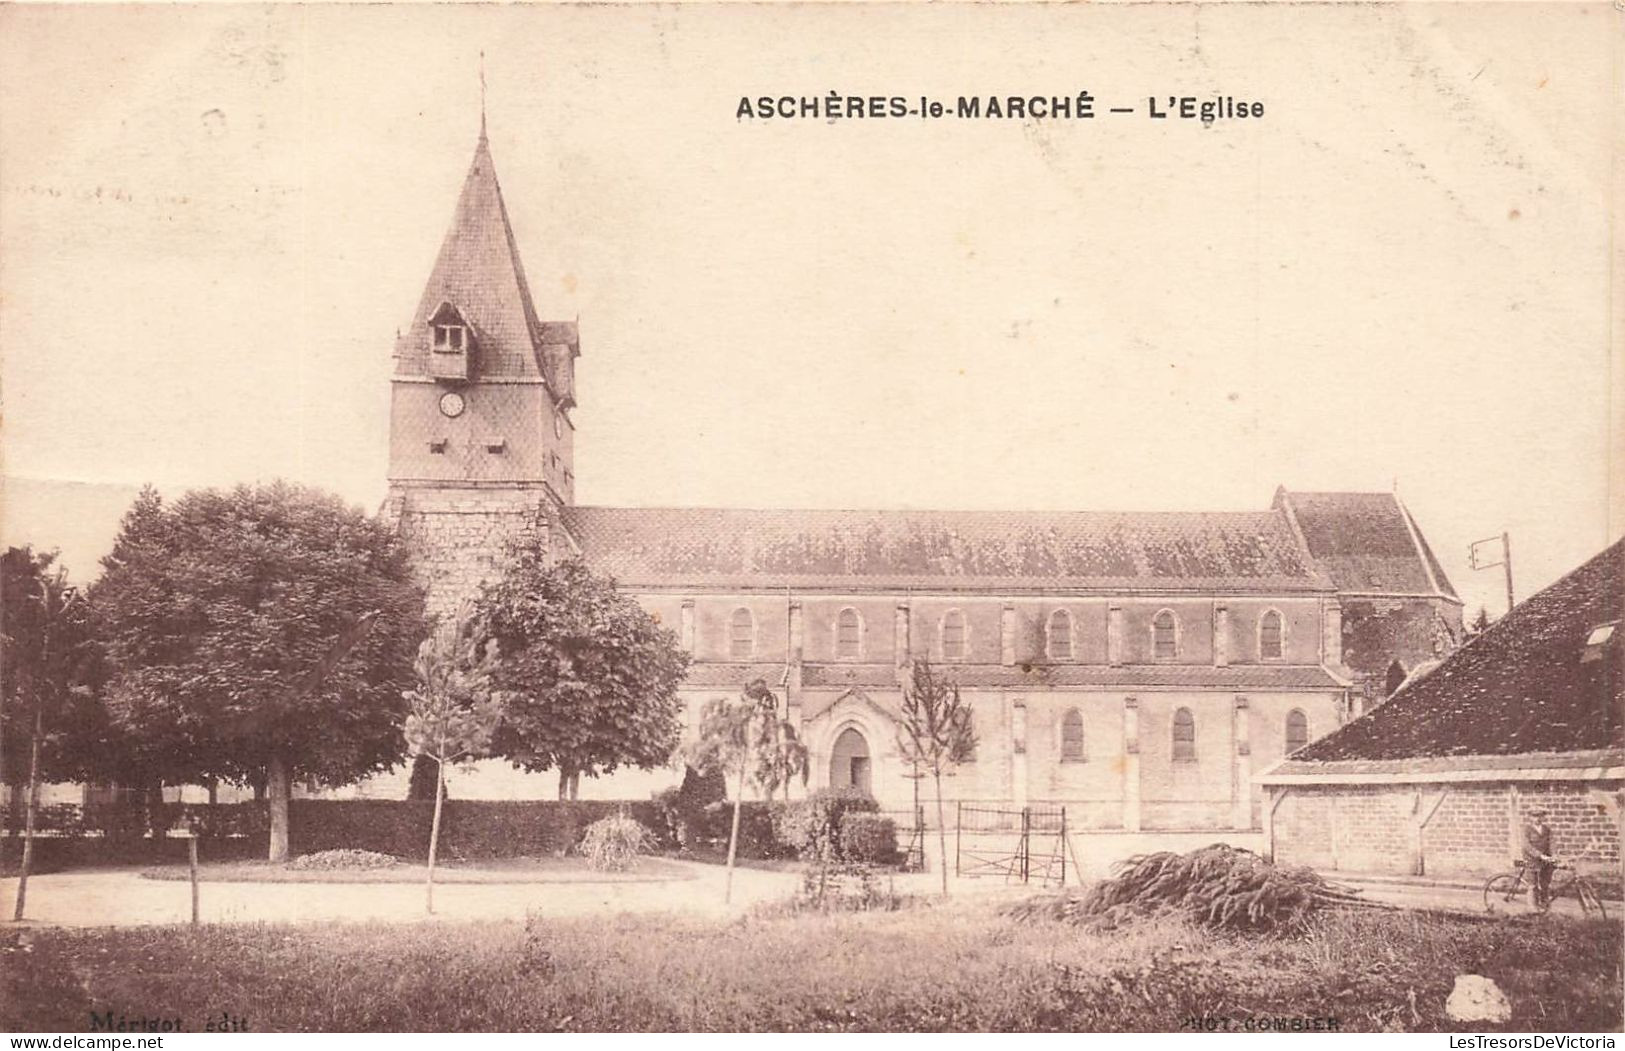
[
  {"left": 792, "top": 857, "right": 901, "bottom": 913},
  {"left": 653, "top": 766, "right": 728, "bottom": 851},
  {"left": 1007, "top": 843, "right": 1365, "bottom": 934},
  {"left": 775, "top": 788, "right": 879, "bottom": 860},
  {"left": 288, "top": 849, "right": 399, "bottom": 871},
  {"left": 837, "top": 813, "right": 898, "bottom": 865},
  {"left": 730, "top": 801, "right": 792, "bottom": 859},
  {"left": 579, "top": 813, "right": 656, "bottom": 872},
  {"left": 405, "top": 754, "right": 441, "bottom": 802}
]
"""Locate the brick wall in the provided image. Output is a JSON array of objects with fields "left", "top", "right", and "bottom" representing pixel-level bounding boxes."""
[
  {"left": 1516, "top": 783, "right": 1621, "bottom": 866},
  {"left": 1420, "top": 784, "right": 1510, "bottom": 875},
  {"left": 1271, "top": 778, "right": 1623, "bottom": 878}
]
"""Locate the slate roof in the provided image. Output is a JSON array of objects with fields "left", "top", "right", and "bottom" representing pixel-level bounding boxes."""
[
  {"left": 681, "top": 661, "right": 1343, "bottom": 691},
  {"left": 395, "top": 134, "right": 577, "bottom": 397},
  {"left": 940, "top": 664, "right": 1349, "bottom": 690},
  {"left": 1274, "top": 538, "right": 1624, "bottom": 768},
  {"left": 561, "top": 506, "right": 1335, "bottom": 592},
  {"left": 682, "top": 663, "right": 789, "bottom": 689},
  {"left": 1274, "top": 489, "right": 1459, "bottom": 601}
]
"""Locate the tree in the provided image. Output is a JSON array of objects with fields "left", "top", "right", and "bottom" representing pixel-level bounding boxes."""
[
  {"left": 403, "top": 611, "right": 503, "bottom": 914},
  {"left": 1, "top": 548, "right": 94, "bottom": 920},
  {"left": 476, "top": 554, "right": 688, "bottom": 800},
  {"left": 690, "top": 678, "right": 807, "bottom": 903},
  {"left": 1467, "top": 606, "right": 1492, "bottom": 637},
  {"left": 93, "top": 483, "right": 426, "bottom": 861},
  {"left": 752, "top": 695, "right": 809, "bottom": 804},
  {"left": 0, "top": 548, "right": 58, "bottom": 813},
  {"left": 894, "top": 659, "right": 977, "bottom": 896}
]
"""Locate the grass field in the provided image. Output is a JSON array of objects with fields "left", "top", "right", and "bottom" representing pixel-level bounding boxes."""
[{"left": 4, "top": 899, "right": 1618, "bottom": 1032}]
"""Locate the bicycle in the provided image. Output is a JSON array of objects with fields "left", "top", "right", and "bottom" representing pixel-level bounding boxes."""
[{"left": 1483, "top": 857, "right": 1609, "bottom": 920}]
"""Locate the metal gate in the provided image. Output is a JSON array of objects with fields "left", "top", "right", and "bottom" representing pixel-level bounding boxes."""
[
  {"left": 955, "top": 803, "right": 1068, "bottom": 885},
  {"left": 880, "top": 806, "right": 928, "bottom": 872}
]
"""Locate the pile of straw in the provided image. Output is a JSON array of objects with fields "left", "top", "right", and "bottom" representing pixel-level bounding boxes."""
[{"left": 1009, "top": 843, "right": 1365, "bottom": 933}]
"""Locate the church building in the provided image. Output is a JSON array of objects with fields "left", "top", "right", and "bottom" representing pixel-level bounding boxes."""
[{"left": 377, "top": 126, "right": 1463, "bottom": 832}]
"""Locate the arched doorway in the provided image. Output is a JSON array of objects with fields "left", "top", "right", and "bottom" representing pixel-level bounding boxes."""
[{"left": 830, "top": 727, "right": 872, "bottom": 796}]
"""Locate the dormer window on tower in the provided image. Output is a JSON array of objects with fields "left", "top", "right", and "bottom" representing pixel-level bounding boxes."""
[
  {"left": 426, "top": 302, "right": 473, "bottom": 382},
  {"left": 433, "top": 323, "right": 465, "bottom": 352}
]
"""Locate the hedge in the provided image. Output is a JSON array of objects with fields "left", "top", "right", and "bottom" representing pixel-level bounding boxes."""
[
  {"left": 287, "top": 799, "right": 671, "bottom": 860},
  {"left": 0, "top": 802, "right": 265, "bottom": 841},
  {"left": 3, "top": 796, "right": 895, "bottom": 865},
  {"left": 2, "top": 800, "right": 672, "bottom": 861}
]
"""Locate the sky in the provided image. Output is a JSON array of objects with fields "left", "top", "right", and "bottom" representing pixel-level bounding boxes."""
[{"left": 1, "top": 3, "right": 1619, "bottom": 622}]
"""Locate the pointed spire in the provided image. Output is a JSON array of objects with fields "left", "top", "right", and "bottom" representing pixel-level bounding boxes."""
[
  {"left": 396, "top": 119, "right": 548, "bottom": 382},
  {"left": 478, "top": 51, "right": 488, "bottom": 144}
]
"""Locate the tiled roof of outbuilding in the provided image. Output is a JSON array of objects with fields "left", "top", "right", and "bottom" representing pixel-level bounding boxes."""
[
  {"left": 1274, "top": 538, "right": 1624, "bottom": 768},
  {"left": 1274, "top": 489, "right": 1459, "bottom": 600},
  {"left": 563, "top": 506, "right": 1334, "bottom": 592}
]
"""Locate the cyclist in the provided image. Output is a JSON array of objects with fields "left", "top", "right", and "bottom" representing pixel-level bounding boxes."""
[{"left": 1520, "top": 805, "right": 1557, "bottom": 909}]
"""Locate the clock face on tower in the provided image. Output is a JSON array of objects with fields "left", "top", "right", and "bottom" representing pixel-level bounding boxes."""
[{"left": 438, "top": 391, "right": 466, "bottom": 418}]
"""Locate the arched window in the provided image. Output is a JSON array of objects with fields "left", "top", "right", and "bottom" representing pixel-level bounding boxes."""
[
  {"left": 1259, "top": 610, "right": 1284, "bottom": 661},
  {"left": 1060, "top": 708, "right": 1085, "bottom": 762},
  {"left": 836, "top": 607, "right": 863, "bottom": 660},
  {"left": 1048, "top": 609, "right": 1074, "bottom": 661},
  {"left": 729, "top": 607, "right": 755, "bottom": 660},
  {"left": 941, "top": 609, "right": 967, "bottom": 661},
  {"left": 1285, "top": 709, "right": 1309, "bottom": 753},
  {"left": 1172, "top": 706, "right": 1196, "bottom": 761},
  {"left": 1153, "top": 610, "right": 1179, "bottom": 660}
]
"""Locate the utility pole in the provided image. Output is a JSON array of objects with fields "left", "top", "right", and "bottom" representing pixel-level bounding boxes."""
[{"left": 1468, "top": 532, "right": 1515, "bottom": 617}]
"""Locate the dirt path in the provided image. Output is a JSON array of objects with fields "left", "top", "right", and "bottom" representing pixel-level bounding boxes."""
[
  {"left": 3, "top": 860, "right": 801, "bottom": 928},
  {"left": 1338, "top": 876, "right": 1615, "bottom": 922}
]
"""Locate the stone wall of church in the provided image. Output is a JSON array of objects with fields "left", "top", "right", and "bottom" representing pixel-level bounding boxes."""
[
  {"left": 383, "top": 485, "right": 557, "bottom": 618},
  {"left": 789, "top": 686, "right": 1344, "bottom": 832},
  {"left": 1340, "top": 596, "right": 1464, "bottom": 704}
]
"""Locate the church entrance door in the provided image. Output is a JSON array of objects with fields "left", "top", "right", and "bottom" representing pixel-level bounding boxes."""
[{"left": 830, "top": 727, "right": 872, "bottom": 796}]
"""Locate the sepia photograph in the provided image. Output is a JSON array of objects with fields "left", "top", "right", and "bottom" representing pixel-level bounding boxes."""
[{"left": 1, "top": 1, "right": 1621, "bottom": 1036}]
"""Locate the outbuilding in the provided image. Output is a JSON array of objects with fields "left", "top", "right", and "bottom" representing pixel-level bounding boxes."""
[{"left": 1259, "top": 539, "right": 1622, "bottom": 879}]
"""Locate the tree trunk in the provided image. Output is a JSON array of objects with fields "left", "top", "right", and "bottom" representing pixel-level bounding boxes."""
[
  {"left": 0, "top": 701, "right": 11, "bottom": 866},
  {"left": 425, "top": 758, "right": 445, "bottom": 915},
  {"left": 557, "top": 765, "right": 573, "bottom": 801},
  {"left": 11, "top": 705, "right": 43, "bottom": 921},
  {"left": 724, "top": 760, "right": 746, "bottom": 905},
  {"left": 144, "top": 780, "right": 166, "bottom": 840},
  {"left": 0, "top": 685, "right": 8, "bottom": 820},
  {"left": 934, "top": 771, "right": 949, "bottom": 897},
  {"left": 266, "top": 754, "right": 290, "bottom": 863}
]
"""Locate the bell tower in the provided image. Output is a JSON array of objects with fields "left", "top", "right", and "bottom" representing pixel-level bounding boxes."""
[{"left": 384, "top": 123, "right": 580, "bottom": 615}]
